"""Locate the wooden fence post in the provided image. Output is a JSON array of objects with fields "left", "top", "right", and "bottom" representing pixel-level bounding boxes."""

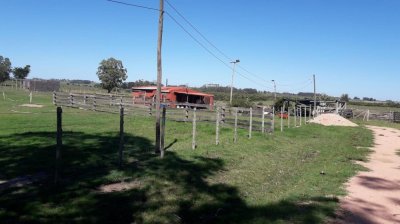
[
  {"left": 287, "top": 105, "right": 290, "bottom": 128},
  {"left": 272, "top": 106, "right": 275, "bottom": 132},
  {"left": 55, "top": 107, "right": 62, "bottom": 184},
  {"left": 69, "top": 94, "right": 73, "bottom": 107},
  {"left": 294, "top": 105, "right": 297, "bottom": 127},
  {"left": 119, "top": 107, "right": 124, "bottom": 168},
  {"left": 309, "top": 105, "right": 312, "bottom": 121},
  {"left": 234, "top": 108, "right": 238, "bottom": 143},
  {"left": 215, "top": 107, "right": 220, "bottom": 145},
  {"left": 53, "top": 91, "right": 56, "bottom": 105},
  {"left": 110, "top": 94, "right": 113, "bottom": 106},
  {"left": 161, "top": 106, "right": 166, "bottom": 157},
  {"left": 262, "top": 106, "right": 265, "bottom": 133},
  {"left": 249, "top": 107, "right": 253, "bottom": 139},
  {"left": 367, "top": 109, "right": 370, "bottom": 121},
  {"left": 299, "top": 106, "right": 302, "bottom": 127},
  {"left": 303, "top": 106, "right": 306, "bottom": 124},
  {"left": 221, "top": 107, "right": 226, "bottom": 123},
  {"left": 93, "top": 96, "right": 96, "bottom": 111},
  {"left": 192, "top": 108, "right": 197, "bottom": 149},
  {"left": 185, "top": 108, "right": 189, "bottom": 122},
  {"left": 29, "top": 91, "right": 32, "bottom": 104},
  {"left": 2, "top": 91, "right": 5, "bottom": 101},
  {"left": 280, "top": 106, "right": 284, "bottom": 132}
]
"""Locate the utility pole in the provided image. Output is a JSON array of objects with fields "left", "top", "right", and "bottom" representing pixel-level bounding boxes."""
[
  {"left": 229, "top": 59, "right": 240, "bottom": 104},
  {"left": 313, "top": 74, "right": 316, "bottom": 117},
  {"left": 271, "top": 80, "right": 276, "bottom": 101},
  {"left": 155, "top": 0, "right": 164, "bottom": 157}
]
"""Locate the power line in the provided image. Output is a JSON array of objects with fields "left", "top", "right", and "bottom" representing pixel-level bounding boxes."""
[
  {"left": 107, "top": 0, "right": 273, "bottom": 90},
  {"left": 165, "top": 0, "right": 232, "bottom": 61},
  {"left": 276, "top": 78, "right": 312, "bottom": 87},
  {"left": 165, "top": 0, "right": 273, "bottom": 88},
  {"left": 107, "top": 0, "right": 160, "bottom": 11},
  {"left": 291, "top": 80, "right": 313, "bottom": 92}
]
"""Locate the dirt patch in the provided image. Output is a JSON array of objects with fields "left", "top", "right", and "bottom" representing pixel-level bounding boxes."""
[
  {"left": 309, "top": 113, "right": 358, "bottom": 127},
  {"left": 98, "top": 180, "right": 141, "bottom": 193},
  {"left": 0, "top": 172, "right": 47, "bottom": 191},
  {"left": 335, "top": 126, "right": 400, "bottom": 223},
  {"left": 19, "top": 104, "right": 44, "bottom": 108}
]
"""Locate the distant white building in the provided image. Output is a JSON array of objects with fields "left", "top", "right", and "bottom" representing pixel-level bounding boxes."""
[{"left": 205, "top": 84, "right": 219, "bottom": 88}]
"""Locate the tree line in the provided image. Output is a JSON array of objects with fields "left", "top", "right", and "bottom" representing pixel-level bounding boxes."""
[{"left": 0, "top": 55, "right": 31, "bottom": 82}]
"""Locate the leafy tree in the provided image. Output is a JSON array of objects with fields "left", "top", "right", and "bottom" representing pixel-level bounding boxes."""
[
  {"left": 13, "top": 65, "right": 30, "bottom": 79},
  {"left": 274, "top": 98, "right": 288, "bottom": 111},
  {"left": 0, "top": 55, "right": 12, "bottom": 82},
  {"left": 230, "top": 98, "right": 253, "bottom": 108},
  {"left": 340, "top": 93, "right": 349, "bottom": 102},
  {"left": 97, "top": 58, "right": 127, "bottom": 93},
  {"left": 122, "top": 79, "right": 158, "bottom": 89}
]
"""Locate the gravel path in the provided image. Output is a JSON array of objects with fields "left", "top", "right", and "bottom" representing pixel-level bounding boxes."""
[{"left": 335, "top": 126, "right": 400, "bottom": 223}]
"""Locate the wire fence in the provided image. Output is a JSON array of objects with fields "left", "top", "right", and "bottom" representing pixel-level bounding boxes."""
[{"left": 52, "top": 92, "right": 276, "bottom": 134}]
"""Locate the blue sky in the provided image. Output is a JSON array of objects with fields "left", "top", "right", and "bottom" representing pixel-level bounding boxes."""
[{"left": 1, "top": 0, "right": 399, "bottom": 100}]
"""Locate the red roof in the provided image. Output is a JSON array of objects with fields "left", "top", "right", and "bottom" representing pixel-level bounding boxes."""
[{"left": 132, "top": 86, "right": 213, "bottom": 97}]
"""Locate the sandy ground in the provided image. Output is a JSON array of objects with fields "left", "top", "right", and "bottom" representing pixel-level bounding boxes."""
[
  {"left": 19, "top": 104, "right": 44, "bottom": 108},
  {"left": 335, "top": 126, "right": 400, "bottom": 224},
  {"left": 309, "top": 114, "right": 358, "bottom": 127}
]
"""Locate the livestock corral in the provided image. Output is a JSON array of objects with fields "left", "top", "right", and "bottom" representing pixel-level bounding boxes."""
[{"left": 0, "top": 88, "right": 379, "bottom": 223}]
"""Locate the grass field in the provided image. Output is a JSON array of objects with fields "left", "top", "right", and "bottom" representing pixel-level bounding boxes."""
[
  {"left": 348, "top": 103, "right": 400, "bottom": 113},
  {"left": 0, "top": 88, "right": 374, "bottom": 223},
  {"left": 353, "top": 118, "right": 400, "bottom": 130}
]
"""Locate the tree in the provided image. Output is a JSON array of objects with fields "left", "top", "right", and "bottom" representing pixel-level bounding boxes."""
[
  {"left": 340, "top": 93, "right": 349, "bottom": 102},
  {"left": 96, "top": 58, "right": 127, "bottom": 93},
  {"left": 13, "top": 65, "right": 30, "bottom": 79},
  {"left": 0, "top": 55, "right": 12, "bottom": 82}
]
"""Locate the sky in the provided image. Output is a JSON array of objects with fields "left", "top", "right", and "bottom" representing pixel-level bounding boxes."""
[{"left": 1, "top": 0, "right": 400, "bottom": 100}]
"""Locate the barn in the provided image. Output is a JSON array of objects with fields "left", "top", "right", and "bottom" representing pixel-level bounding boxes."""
[{"left": 132, "top": 86, "right": 214, "bottom": 109}]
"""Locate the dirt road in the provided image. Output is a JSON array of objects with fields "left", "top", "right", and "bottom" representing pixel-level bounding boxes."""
[{"left": 336, "top": 126, "right": 400, "bottom": 223}]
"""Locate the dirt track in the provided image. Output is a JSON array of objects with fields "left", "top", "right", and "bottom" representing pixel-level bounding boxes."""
[{"left": 336, "top": 126, "right": 400, "bottom": 223}]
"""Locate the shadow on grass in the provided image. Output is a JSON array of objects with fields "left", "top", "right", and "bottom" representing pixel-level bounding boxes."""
[{"left": 0, "top": 131, "right": 338, "bottom": 223}]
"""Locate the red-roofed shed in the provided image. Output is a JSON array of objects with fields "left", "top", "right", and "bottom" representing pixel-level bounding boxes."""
[{"left": 132, "top": 86, "right": 214, "bottom": 109}]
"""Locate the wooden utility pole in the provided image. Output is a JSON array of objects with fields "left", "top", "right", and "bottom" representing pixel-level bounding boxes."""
[
  {"left": 313, "top": 74, "right": 316, "bottom": 117},
  {"left": 155, "top": 0, "right": 164, "bottom": 156}
]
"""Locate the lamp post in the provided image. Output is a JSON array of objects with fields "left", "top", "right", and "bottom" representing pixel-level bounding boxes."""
[
  {"left": 230, "top": 59, "right": 240, "bottom": 104},
  {"left": 271, "top": 79, "right": 276, "bottom": 101}
]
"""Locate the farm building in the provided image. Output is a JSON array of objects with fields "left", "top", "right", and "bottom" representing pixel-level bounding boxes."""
[{"left": 132, "top": 86, "right": 214, "bottom": 109}]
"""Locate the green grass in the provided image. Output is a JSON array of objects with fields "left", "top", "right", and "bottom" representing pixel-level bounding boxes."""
[
  {"left": 353, "top": 118, "right": 400, "bottom": 130},
  {"left": 348, "top": 103, "right": 400, "bottom": 113},
  {"left": 0, "top": 88, "right": 374, "bottom": 223}
]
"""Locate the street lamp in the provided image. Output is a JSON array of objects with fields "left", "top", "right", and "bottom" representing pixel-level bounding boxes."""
[
  {"left": 230, "top": 59, "right": 240, "bottom": 104},
  {"left": 271, "top": 79, "right": 276, "bottom": 101}
]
